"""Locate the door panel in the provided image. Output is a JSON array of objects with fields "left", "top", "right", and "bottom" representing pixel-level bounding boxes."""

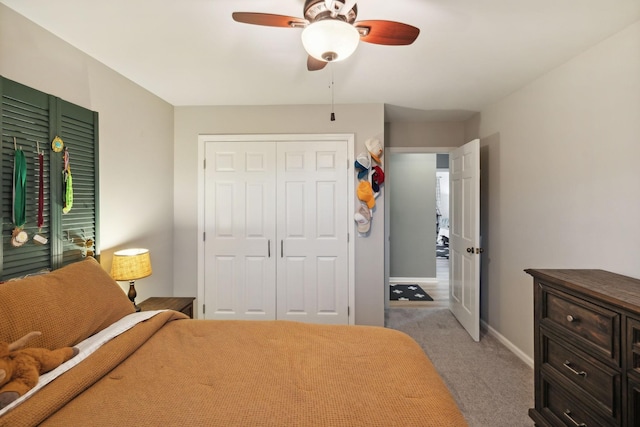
[
  {"left": 317, "top": 256, "right": 339, "bottom": 313},
  {"left": 211, "top": 255, "right": 235, "bottom": 313},
  {"left": 204, "top": 141, "right": 277, "bottom": 319},
  {"left": 277, "top": 141, "right": 349, "bottom": 324},
  {"left": 449, "top": 139, "right": 480, "bottom": 341}
]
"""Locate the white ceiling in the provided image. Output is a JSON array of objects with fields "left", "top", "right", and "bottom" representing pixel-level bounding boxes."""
[{"left": 2, "top": 0, "right": 639, "bottom": 121}]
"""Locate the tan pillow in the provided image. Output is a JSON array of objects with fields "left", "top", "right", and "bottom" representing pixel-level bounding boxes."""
[{"left": 0, "top": 258, "right": 135, "bottom": 349}]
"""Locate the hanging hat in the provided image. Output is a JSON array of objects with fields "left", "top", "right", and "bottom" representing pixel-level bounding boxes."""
[
  {"left": 372, "top": 165, "right": 385, "bottom": 192},
  {"left": 365, "top": 138, "right": 383, "bottom": 163},
  {"left": 357, "top": 181, "right": 375, "bottom": 209},
  {"left": 354, "top": 152, "right": 371, "bottom": 180},
  {"left": 354, "top": 203, "right": 371, "bottom": 234}
]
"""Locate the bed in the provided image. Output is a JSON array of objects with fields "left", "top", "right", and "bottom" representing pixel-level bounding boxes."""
[{"left": 0, "top": 258, "right": 467, "bottom": 426}]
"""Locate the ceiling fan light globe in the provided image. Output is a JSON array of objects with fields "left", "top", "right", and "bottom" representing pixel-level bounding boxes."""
[{"left": 301, "top": 20, "right": 359, "bottom": 62}]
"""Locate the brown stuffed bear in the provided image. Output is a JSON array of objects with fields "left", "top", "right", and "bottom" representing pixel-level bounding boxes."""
[{"left": 0, "top": 331, "right": 79, "bottom": 409}]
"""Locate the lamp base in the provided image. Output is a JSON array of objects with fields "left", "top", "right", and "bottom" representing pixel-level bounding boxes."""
[{"left": 128, "top": 281, "right": 141, "bottom": 312}]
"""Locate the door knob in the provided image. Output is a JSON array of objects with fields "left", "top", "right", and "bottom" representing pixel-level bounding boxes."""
[{"left": 466, "top": 247, "right": 484, "bottom": 254}]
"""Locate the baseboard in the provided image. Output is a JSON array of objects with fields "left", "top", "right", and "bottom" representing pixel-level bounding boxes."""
[
  {"left": 480, "top": 319, "right": 534, "bottom": 369},
  {"left": 389, "top": 277, "right": 439, "bottom": 285}
]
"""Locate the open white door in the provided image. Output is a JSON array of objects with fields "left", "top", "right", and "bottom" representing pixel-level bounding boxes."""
[{"left": 449, "top": 139, "right": 481, "bottom": 341}]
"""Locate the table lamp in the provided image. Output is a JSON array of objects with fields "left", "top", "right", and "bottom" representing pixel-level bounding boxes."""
[{"left": 110, "top": 248, "right": 152, "bottom": 312}]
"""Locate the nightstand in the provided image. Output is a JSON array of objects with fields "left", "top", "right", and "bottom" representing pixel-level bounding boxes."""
[{"left": 138, "top": 297, "right": 195, "bottom": 318}]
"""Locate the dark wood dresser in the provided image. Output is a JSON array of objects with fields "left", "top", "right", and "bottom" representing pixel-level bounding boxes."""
[{"left": 526, "top": 269, "right": 640, "bottom": 427}]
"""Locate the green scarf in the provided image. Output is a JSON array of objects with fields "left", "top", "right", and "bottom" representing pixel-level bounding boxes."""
[
  {"left": 13, "top": 149, "right": 27, "bottom": 228},
  {"left": 63, "top": 168, "right": 73, "bottom": 214}
]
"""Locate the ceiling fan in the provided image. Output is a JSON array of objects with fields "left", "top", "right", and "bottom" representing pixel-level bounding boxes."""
[{"left": 232, "top": 0, "right": 420, "bottom": 71}]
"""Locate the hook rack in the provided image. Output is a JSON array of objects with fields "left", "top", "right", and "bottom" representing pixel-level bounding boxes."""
[{"left": 12, "top": 136, "right": 23, "bottom": 151}]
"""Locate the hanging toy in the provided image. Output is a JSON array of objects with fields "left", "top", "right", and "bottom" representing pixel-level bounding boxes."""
[
  {"left": 51, "top": 136, "right": 64, "bottom": 153},
  {"left": 62, "top": 148, "right": 73, "bottom": 214},
  {"left": 11, "top": 137, "right": 28, "bottom": 247}
]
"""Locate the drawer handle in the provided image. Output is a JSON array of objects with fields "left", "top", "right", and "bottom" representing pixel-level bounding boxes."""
[
  {"left": 563, "top": 360, "right": 587, "bottom": 378},
  {"left": 564, "top": 409, "right": 587, "bottom": 427},
  {"left": 566, "top": 314, "right": 578, "bottom": 322}
]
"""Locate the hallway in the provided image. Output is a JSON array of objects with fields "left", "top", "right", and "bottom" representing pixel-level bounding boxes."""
[{"left": 389, "top": 258, "right": 449, "bottom": 308}]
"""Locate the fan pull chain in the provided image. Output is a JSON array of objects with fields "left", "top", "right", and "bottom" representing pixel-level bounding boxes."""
[{"left": 330, "top": 63, "right": 336, "bottom": 121}]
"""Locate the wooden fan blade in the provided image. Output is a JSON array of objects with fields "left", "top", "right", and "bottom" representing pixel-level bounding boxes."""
[
  {"left": 355, "top": 20, "right": 420, "bottom": 45},
  {"left": 307, "top": 56, "right": 328, "bottom": 71},
  {"left": 232, "top": 12, "right": 307, "bottom": 28}
]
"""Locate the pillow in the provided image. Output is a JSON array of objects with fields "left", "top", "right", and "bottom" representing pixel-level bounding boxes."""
[{"left": 0, "top": 258, "right": 135, "bottom": 350}]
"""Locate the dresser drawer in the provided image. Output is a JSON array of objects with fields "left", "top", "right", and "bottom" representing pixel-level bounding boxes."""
[
  {"left": 542, "top": 285, "right": 620, "bottom": 363},
  {"left": 542, "top": 331, "right": 621, "bottom": 419},
  {"left": 628, "top": 381, "right": 640, "bottom": 426},
  {"left": 542, "top": 376, "right": 617, "bottom": 427},
  {"left": 627, "top": 317, "right": 640, "bottom": 376}
]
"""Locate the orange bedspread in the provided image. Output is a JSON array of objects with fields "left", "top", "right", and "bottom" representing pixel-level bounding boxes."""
[{"left": 1, "top": 311, "right": 467, "bottom": 427}]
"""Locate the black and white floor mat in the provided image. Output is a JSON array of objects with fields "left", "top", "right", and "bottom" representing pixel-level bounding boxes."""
[{"left": 389, "top": 284, "right": 434, "bottom": 301}]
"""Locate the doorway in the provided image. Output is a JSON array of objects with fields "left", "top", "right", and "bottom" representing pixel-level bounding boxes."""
[{"left": 384, "top": 148, "right": 453, "bottom": 309}]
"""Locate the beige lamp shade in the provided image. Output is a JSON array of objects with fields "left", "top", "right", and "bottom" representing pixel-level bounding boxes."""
[{"left": 110, "top": 248, "right": 152, "bottom": 281}]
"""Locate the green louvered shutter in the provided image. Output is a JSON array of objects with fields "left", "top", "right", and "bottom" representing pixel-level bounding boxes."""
[
  {"left": 0, "top": 78, "right": 52, "bottom": 278},
  {"left": 56, "top": 99, "right": 99, "bottom": 267},
  {"left": 0, "top": 76, "right": 99, "bottom": 280}
]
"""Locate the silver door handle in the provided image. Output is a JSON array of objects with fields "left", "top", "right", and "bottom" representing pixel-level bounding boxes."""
[
  {"left": 281, "top": 240, "right": 283, "bottom": 258},
  {"left": 268, "top": 240, "right": 271, "bottom": 258}
]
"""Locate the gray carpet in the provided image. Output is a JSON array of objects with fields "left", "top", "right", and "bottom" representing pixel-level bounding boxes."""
[{"left": 385, "top": 307, "right": 534, "bottom": 427}]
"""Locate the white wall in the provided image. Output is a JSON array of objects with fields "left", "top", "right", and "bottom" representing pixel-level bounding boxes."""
[
  {"left": 436, "top": 171, "right": 450, "bottom": 221},
  {"left": 465, "top": 20, "right": 640, "bottom": 359},
  {"left": 173, "top": 104, "right": 386, "bottom": 326},
  {"left": 0, "top": 4, "right": 176, "bottom": 300}
]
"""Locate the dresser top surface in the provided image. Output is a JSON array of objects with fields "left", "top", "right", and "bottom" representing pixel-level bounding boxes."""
[{"left": 526, "top": 268, "right": 640, "bottom": 313}]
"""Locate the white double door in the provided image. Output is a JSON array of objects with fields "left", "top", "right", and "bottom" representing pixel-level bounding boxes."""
[{"left": 201, "top": 137, "right": 349, "bottom": 324}]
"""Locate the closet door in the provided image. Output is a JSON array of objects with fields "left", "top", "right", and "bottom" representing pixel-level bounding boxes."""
[
  {"left": 276, "top": 140, "right": 349, "bottom": 324},
  {"left": 203, "top": 141, "right": 277, "bottom": 319}
]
